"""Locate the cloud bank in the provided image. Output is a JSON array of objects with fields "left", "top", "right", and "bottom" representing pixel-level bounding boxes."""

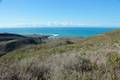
[{"left": 0, "top": 21, "right": 120, "bottom": 28}]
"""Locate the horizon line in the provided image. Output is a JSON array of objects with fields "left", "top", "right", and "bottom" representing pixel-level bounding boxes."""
[{"left": 0, "top": 25, "right": 120, "bottom": 28}]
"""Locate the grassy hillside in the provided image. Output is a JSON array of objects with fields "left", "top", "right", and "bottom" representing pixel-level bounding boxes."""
[{"left": 0, "top": 30, "right": 120, "bottom": 80}]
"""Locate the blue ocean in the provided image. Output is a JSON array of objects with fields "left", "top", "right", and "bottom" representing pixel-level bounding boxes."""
[{"left": 0, "top": 27, "right": 119, "bottom": 38}]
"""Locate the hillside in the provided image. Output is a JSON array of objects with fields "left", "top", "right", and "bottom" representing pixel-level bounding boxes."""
[
  {"left": 0, "top": 30, "right": 120, "bottom": 80},
  {"left": 0, "top": 33, "right": 49, "bottom": 56}
]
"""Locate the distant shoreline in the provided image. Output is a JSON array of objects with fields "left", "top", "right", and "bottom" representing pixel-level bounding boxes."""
[{"left": 0, "top": 27, "right": 118, "bottom": 38}]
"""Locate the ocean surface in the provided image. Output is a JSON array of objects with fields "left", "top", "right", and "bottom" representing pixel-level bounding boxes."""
[{"left": 0, "top": 27, "right": 119, "bottom": 38}]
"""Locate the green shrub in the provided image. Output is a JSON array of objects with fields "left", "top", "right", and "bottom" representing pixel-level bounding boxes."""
[{"left": 108, "top": 52, "right": 120, "bottom": 67}]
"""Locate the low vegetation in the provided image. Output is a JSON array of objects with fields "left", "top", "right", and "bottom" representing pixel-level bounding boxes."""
[{"left": 0, "top": 30, "right": 120, "bottom": 80}]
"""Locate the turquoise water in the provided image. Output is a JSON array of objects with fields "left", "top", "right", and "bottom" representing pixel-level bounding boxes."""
[{"left": 0, "top": 27, "right": 119, "bottom": 37}]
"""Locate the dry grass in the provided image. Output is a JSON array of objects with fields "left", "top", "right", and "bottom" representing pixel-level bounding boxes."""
[
  {"left": 1, "top": 30, "right": 120, "bottom": 80},
  {"left": 1, "top": 49, "right": 120, "bottom": 80}
]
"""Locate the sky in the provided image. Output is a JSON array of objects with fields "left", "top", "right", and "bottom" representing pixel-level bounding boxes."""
[{"left": 0, "top": 0, "right": 120, "bottom": 28}]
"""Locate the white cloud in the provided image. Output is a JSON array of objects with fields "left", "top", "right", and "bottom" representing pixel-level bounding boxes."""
[{"left": 0, "top": 21, "right": 120, "bottom": 28}]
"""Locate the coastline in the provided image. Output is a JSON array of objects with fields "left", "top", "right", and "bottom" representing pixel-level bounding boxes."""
[
  {"left": 0, "top": 27, "right": 119, "bottom": 38},
  {"left": 0, "top": 28, "right": 119, "bottom": 56},
  {"left": 1, "top": 29, "right": 120, "bottom": 80}
]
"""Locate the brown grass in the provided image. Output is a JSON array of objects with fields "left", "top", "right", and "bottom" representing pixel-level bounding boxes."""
[{"left": 1, "top": 30, "right": 120, "bottom": 80}]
